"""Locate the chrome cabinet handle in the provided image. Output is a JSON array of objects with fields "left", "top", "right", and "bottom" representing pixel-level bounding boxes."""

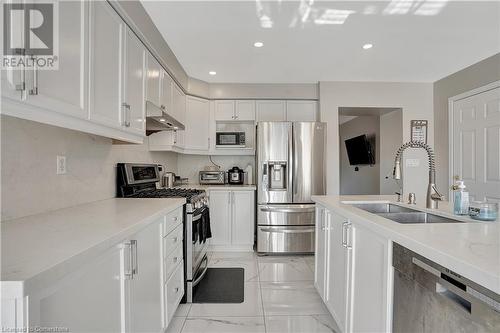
[
  {"left": 341, "top": 222, "right": 347, "bottom": 247},
  {"left": 174, "top": 287, "right": 180, "bottom": 293},
  {"left": 130, "top": 239, "right": 138, "bottom": 275},
  {"left": 29, "top": 55, "right": 38, "bottom": 95},
  {"left": 346, "top": 222, "right": 352, "bottom": 249},
  {"left": 123, "top": 241, "right": 133, "bottom": 279},
  {"left": 15, "top": 49, "right": 26, "bottom": 95},
  {"left": 122, "top": 103, "right": 131, "bottom": 127}
]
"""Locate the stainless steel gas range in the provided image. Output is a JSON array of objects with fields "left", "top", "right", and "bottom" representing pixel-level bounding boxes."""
[{"left": 116, "top": 163, "right": 209, "bottom": 303}]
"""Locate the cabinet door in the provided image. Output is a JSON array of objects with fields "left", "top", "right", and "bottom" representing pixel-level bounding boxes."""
[
  {"left": 146, "top": 53, "right": 162, "bottom": 107},
  {"left": 326, "top": 212, "right": 350, "bottom": 332},
  {"left": 33, "top": 245, "right": 123, "bottom": 332},
  {"left": 256, "top": 100, "right": 286, "bottom": 121},
  {"left": 184, "top": 96, "right": 210, "bottom": 151},
  {"left": 286, "top": 101, "right": 317, "bottom": 121},
  {"left": 214, "top": 100, "right": 235, "bottom": 121},
  {"left": 160, "top": 70, "right": 172, "bottom": 114},
  {"left": 89, "top": 1, "right": 124, "bottom": 128},
  {"left": 231, "top": 191, "right": 255, "bottom": 246},
  {"left": 349, "top": 223, "right": 390, "bottom": 333},
  {"left": 172, "top": 83, "right": 186, "bottom": 124},
  {"left": 235, "top": 100, "right": 255, "bottom": 121},
  {"left": 314, "top": 206, "right": 327, "bottom": 300},
  {"left": 24, "top": 1, "right": 88, "bottom": 120},
  {"left": 209, "top": 191, "right": 232, "bottom": 245},
  {"left": 126, "top": 221, "right": 163, "bottom": 332},
  {"left": 124, "top": 28, "right": 146, "bottom": 135}
]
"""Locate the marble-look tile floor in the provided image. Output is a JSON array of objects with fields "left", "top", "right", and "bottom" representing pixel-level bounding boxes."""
[{"left": 167, "top": 252, "right": 339, "bottom": 333}]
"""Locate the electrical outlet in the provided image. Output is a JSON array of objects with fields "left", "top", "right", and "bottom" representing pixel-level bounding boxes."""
[
  {"left": 57, "top": 155, "right": 67, "bottom": 175},
  {"left": 406, "top": 158, "right": 420, "bottom": 168}
]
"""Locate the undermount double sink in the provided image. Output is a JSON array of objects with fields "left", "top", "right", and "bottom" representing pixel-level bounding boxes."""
[{"left": 351, "top": 203, "right": 465, "bottom": 224}]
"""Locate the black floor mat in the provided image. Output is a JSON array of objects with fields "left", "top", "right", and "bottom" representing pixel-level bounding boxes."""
[{"left": 193, "top": 268, "right": 245, "bottom": 303}]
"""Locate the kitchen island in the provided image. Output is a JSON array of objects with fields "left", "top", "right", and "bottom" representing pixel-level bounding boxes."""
[{"left": 312, "top": 195, "right": 499, "bottom": 333}]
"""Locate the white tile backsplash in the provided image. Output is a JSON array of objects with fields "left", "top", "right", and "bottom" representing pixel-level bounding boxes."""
[{"left": 1, "top": 115, "right": 177, "bottom": 221}]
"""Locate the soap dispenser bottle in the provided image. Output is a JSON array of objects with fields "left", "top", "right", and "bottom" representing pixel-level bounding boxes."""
[{"left": 453, "top": 180, "right": 469, "bottom": 215}]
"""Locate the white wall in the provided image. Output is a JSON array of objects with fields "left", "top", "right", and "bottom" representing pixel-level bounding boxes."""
[
  {"left": 339, "top": 116, "right": 380, "bottom": 195},
  {"left": 380, "top": 110, "right": 403, "bottom": 195},
  {"left": 1, "top": 116, "right": 178, "bottom": 221},
  {"left": 176, "top": 154, "right": 255, "bottom": 185},
  {"left": 319, "top": 82, "right": 434, "bottom": 201}
]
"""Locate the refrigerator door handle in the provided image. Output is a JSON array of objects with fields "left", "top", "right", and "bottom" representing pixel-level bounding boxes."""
[
  {"left": 260, "top": 227, "right": 315, "bottom": 234},
  {"left": 260, "top": 206, "right": 316, "bottom": 213}
]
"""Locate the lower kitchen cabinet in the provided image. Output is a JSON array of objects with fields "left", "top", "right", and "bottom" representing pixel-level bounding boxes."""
[
  {"left": 315, "top": 204, "right": 391, "bottom": 333},
  {"left": 209, "top": 189, "right": 255, "bottom": 251}
]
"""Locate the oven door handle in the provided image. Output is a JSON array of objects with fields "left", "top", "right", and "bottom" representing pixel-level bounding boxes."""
[
  {"left": 260, "top": 228, "right": 315, "bottom": 234},
  {"left": 192, "top": 256, "right": 209, "bottom": 287}
]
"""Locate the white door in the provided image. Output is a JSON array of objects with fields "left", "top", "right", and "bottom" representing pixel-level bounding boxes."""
[
  {"left": 256, "top": 100, "right": 286, "bottom": 121},
  {"left": 125, "top": 222, "right": 163, "bottom": 333},
  {"left": 349, "top": 222, "right": 390, "bottom": 333},
  {"left": 146, "top": 53, "right": 162, "bottom": 107},
  {"left": 314, "top": 206, "right": 327, "bottom": 300},
  {"left": 326, "top": 212, "right": 350, "bottom": 332},
  {"left": 160, "top": 70, "right": 172, "bottom": 114},
  {"left": 452, "top": 85, "right": 500, "bottom": 202},
  {"left": 184, "top": 96, "right": 210, "bottom": 151},
  {"left": 124, "top": 28, "right": 146, "bottom": 135},
  {"left": 235, "top": 100, "right": 256, "bottom": 121},
  {"left": 231, "top": 191, "right": 255, "bottom": 246},
  {"left": 286, "top": 101, "right": 317, "bottom": 121},
  {"left": 32, "top": 245, "right": 123, "bottom": 332},
  {"left": 89, "top": 1, "right": 124, "bottom": 129},
  {"left": 215, "top": 100, "right": 235, "bottom": 121},
  {"left": 209, "top": 191, "right": 232, "bottom": 246},
  {"left": 24, "top": 1, "right": 88, "bottom": 120}
]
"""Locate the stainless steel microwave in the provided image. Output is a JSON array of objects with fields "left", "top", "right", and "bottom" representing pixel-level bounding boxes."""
[{"left": 216, "top": 132, "right": 246, "bottom": 147}]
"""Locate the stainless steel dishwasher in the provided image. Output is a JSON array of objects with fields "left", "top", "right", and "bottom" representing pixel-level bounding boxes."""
[{"left": 392, "top": 243, "right": 500, "bottom": 332}]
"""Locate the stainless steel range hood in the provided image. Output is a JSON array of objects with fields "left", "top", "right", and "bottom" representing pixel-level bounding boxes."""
[{"left": 146, "top": 101, "right": 185, "bottom": 134}]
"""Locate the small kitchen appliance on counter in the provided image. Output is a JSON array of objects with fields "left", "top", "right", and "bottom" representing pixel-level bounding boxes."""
[
  {"left": 227, "top": 166, "right": 244, "bottom": 185},
  {"left": 199, "top": 170, "right": 226, "bottom": 185}
]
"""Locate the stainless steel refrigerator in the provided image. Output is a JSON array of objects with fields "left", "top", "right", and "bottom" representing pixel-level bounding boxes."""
[{"left": 256, "top": 121, "right": 326, "bottom": 254}]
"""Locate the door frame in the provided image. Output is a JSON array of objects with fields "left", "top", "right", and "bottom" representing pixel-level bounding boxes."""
[{"left": 447, "top": 80, "right": 500, "bottom": 198}]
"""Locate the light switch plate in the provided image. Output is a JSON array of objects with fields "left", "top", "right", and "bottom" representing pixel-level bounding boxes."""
[
  {"left": 57, "top": 155, "right": 67, "bottom": 175},
  {"left": 406, "top": 158, "right": 420, "bottom": 167}
]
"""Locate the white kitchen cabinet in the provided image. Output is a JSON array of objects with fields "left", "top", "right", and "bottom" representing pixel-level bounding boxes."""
[
  {"left": 124, "top": 28, "right": 146, "bottom": 135},
  {"left": 231, "top": 191, "right": 255, "bottom": 246},
  {"left": 23, "top": 0, "right": 89, "bottom": 120},
  {"left": 256, "top": 100, "right": 287, "bottom": 121},
  {"left": 208, "top": 191, "right": 232, "bottom": 246},
  {"left": 326, "top": 211, "right": 351, "bottom": 333},
  {"left": 314, "top": 206, "right": 327, "bottom": 299},
  {"left": 89, "top": 0, "right": 125, "bottom": 129},
  {"left": 184, "top": 96, "right": 210, "bottom": 151},
  {"left": 209, "top": 189, "right": 255, "bottom": 250},
  {"left": 286, "top": 101, "right": 317, "bottom": 121},
  {"left": 160, "top": 70, "right": 173, "bottom": 113},
  {"left": 214, "top": 100, "right": 236, "bottom": 121},
  {"left": 172, "top": 82, "right": 186, "bottom": 124},
  {"left": 235, "top": 100, "right": 256, "bottom": 121},
  {"left": 30, "top": 244, "right": 123, "bottom": 332},
  {"left": 349, "top": 222, "right": 391, "bottom": 333},
  {"left": 124, "top": 221, "right": 163, "bottom": 333},
  {"left": 214, "top": 100, "right": 255, "bottom": 121},
  {"left": 146, "top": 53, "right": 162, "bottom": 107}
]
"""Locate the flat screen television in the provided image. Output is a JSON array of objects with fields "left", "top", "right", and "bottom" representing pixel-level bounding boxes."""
[{"left": 344, "top": 134, "right": 375, "bottom": 165}]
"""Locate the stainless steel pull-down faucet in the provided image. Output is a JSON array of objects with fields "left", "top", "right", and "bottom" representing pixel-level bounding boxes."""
[{"left": 393, "top": 141, "right": 444, "bottom": 209}]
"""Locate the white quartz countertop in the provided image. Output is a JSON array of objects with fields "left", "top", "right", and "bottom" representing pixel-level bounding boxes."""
[
  {"left": 175, "top": 184, "right": 256, "bottom": 191},
  {"left": 1, "top": 198, "right": 185, "bottom": 291},
  {"left": 312, "top": 195, "right": 500, "bottom": 294}
]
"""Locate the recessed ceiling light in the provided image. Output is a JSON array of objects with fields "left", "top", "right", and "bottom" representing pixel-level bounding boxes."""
[
  {"left": 159, "top": 118, "right": 166, "bottom": 122},
  {"left": 209, "top": 71, "right": 217, "bottom": 75},
  {"left": 363, "top": 43, "right": 373, "bottom": 50},
  {"left": 254, "top": 41, "right": 264, "bottom": 48}
]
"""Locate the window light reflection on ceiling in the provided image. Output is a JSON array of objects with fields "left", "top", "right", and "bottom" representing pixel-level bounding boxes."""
[
  {"left": 314, "top": 9, "right": 355, "bottom": 25},
  {"left": 383, "top": 0, "right": 448, "bottom": 16},
  {"left": 414, "top": 0, "right": 448, "bottom": 16}
]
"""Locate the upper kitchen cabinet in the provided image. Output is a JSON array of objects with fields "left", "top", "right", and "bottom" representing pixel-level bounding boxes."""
[
  {"left": 88, "top": 0, "right": 125, "bottom": 129},
  {"left": 184, "top": 96, "right": 210, "bottom": 152},
  {"left": 214, "top": 100, "right": 256, "bottom": 121},
  {"left": 160, "top": 70, "right": 173, "bottom": 114},
  {"left": 146, "top": 53, "right": 162, "bottom": 108},
  {"left": 256, "top": 100, "right": 287, "bottom": 121},
  {"left": 172, "top": 82, "right": 186, "bottom": 125},
  {"left": 124, "top": 29, "right": 146, "bottom": 135},
  {"left": 286, "top": 101, "right": 318, "bottom": 121}
]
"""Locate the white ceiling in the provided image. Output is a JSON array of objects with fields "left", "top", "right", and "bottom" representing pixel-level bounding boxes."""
[{"left": 141, "top": 1, "right": 500, "bottom": 83}]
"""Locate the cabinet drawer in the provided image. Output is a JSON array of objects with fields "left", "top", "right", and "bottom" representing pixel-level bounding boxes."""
[
  {"left": 164, "top": 244, "right": 183, "bottom": 282},
  {"left": 163, "top": 223, "right": 183, "bottom": 258},
  {"left": 165, "top": 261, "right": 184, "bottom": 324},
  {"left": 163, "top": 207, "right": 183, "bottom": 236}
]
